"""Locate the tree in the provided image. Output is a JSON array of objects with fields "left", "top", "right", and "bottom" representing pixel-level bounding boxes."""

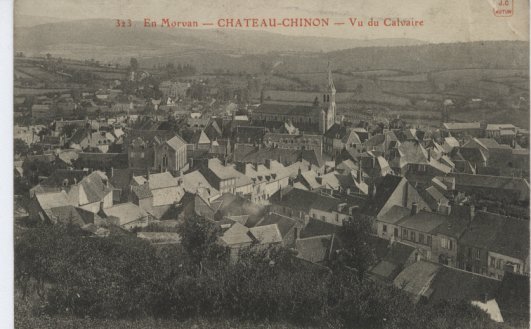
[
  {"left": 177, "top": 215, "right": 228, "bottom": 274},
  {"left": 130, "top": 57, "right": 139, "bottom": 71},
  {"left": 14, "top": 138, "right": 29, "bottom": 157},
  {"left": 336, "top": 217, "right": 376, "bottom": 281}
]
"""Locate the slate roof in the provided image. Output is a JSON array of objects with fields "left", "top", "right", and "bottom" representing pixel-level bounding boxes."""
[
  {"left": 295, "top": 235, "right": 334, "bottom": 263},
  {"left": 398, "top": 210, "right": 447, "bottom": 233},
  {"left": 394, "top": 261, "right": 441, "bottom": 299},
  {"left": 233, "top": 145, "right": 325, "bottom": 168},
  {"left": 166, "top": 135, "right": 187, "bottom": 150},
  {"left": 458, "top": 211, "right": 505, "bottom": 249},
  {"left": 40, "top": 169, "right": 88, "bottom": 187},
  {"left": 429, "top": 266, "right": 500, "bottom": 304},
  {"left": 490, "top": 218, "right": 529, "bottom": 260},
  {"left": 443, "top": 122, "right": 481, "bottom": 130},
  {"left": 271, "top": 188, "right": 343, "bottom": 214},
  {"left": 182, "top": 170, "right": 219, "bottom": 196},
  {"left": 102, "top": 202, "right": 148, "bottom": 226},
  {"left": 254, "top": 212, "right": 297, "bottom": 238},
  {"left": 496, "top": 272, "right": 530, "bottom": 324},
  {"left": 300, "top": 218, "right": 339, "bottom": 239},
  {"left": 359, "top": 175, "right": 404, "bottom": 217},
  {"left": 132, "top": 183, "right": 153, "bottom": 200},
  {"left": 378, "top": 205, "right": 411, "bottom": 224},
  {"left": 133, "top": 172, "right": 178, "bottom": 190},
  {"left": 79, "top": 171, "right": 113, "bottom": 204},
  {"left": 254, "top": 103, "right": 320, "bottom": 117},
  {"left": 220, "top": 222, "right": 252, "bottom": 245},
  {"left": 249, "top": 224, "right": 283, "bottom": 244}
]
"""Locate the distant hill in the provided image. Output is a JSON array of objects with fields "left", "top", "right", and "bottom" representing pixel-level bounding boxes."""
[
  {"left": 14, "top": 19, "right": 528, "bottom": 74},
  {"left": 14, "top": 18, "right": 426, "bottom": 56}
]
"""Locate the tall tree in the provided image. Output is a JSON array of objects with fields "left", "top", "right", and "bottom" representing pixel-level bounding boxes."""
[{"left": 336, "top": 217, "right": 376, "bottom": 281}]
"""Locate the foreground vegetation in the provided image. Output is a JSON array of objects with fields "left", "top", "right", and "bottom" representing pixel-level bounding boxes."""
[{"left": 14, "top": 219, "right": 510, "bottom": 329}]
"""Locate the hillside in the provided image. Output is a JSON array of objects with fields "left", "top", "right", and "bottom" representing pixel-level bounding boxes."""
[{"left": 14, "top": 19, "right": 426, "bottom": 57}]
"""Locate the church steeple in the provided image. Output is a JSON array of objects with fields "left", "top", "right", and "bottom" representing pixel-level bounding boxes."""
[{"left": 320, "top": 61, "right": 336, "bottom": 134}]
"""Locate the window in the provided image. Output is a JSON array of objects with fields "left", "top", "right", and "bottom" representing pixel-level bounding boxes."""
[
  {"left": 449, "top": 240, "right": 453, "bottom": 250},
  {"left": 321, "top": 216, "right": 325, "bottom": 221},
  {"left": 402, "top": 228, "right": 408, "bottom": 239},
  {"left": 490, "top": 257, "right": 496, "bottom": 268},
  {"left": 496, "top": 259, "right": 501, "bottom": 269},
  {"left": 419, "top": 233, "right": 424, "bottom": 244},
  {"left": 475, "top": 249, "right": 481, "bottom": 260},
  {"left": 410, "top": 231, "right": 416, "bottom": 242},
  {"left": 427, "top": 235, "right": 432, "bottom": 247},
  {"left": 441, "top": 238, "right": 448, "bottom": 249},
  {"left": 383, "top": 225, "right": 387, "bottom": 233}
]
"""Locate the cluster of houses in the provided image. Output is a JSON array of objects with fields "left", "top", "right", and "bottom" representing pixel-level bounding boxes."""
[{"left": 14, "top": 67, "right": 529, "bottom": 325}]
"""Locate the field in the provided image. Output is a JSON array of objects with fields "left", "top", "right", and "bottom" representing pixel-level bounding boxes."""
[{"left": 261, "top": 66, "right": 529, "bottom": 127}]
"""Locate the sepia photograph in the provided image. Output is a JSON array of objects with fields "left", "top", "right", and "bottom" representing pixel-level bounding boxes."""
[{"left": 11, "top": 0, "right": 531, "bottom": 328}]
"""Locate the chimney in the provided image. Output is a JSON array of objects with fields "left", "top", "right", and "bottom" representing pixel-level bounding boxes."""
[
  {"left": 146, "top": 169, "right": 150, "bottom": 182},
  {"left": 469, "top": 204, "right": 475, "bottom": 222},
  {"left": 99, "top": 201, "right": 104, "bottom": 212},
  {"left": 279, "top": 188, "right": 283, "bottom": 201},
  {"left": 428, "top": 149, "right": 431, "bottom": 162},
  {"left": 411, "top": 202, "right": 419, "bottom": 215},
  {"left": 265, "top": 159, "right": 271, "bottom": 169},
  {"left": 357, "top": 169, "right": 362, "bottom": 182},
  {"left": 110, "top": 166, "right": 114, "bottom": 178}
]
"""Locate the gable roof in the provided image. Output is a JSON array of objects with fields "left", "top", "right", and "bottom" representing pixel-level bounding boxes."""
[
  {"left": 220, "top": 222, "right": 252, "bottom": 245},
  {"left": 249, "top": 224, "right": 283, "bottom": 244},
  {"left": 295, "top": 235, "right": 334, "bottom": 263},
  {"left": 255, "top": 212, "right": 297, "bottom": 238},
  {"left": 166, "top": 135, "right": 187, "bottom": 150},
  {"left": 35, "top": 190, "right": 71, "bottom": 210},
  {"left": 429, "top": 266, "right": 500, "bottom": 304},
  {"left": 360, "top": 175, "right": 404, "bottom": 217},
  {"left": 102, "top": 202, "right": 148, "bottom": 226},
  {"left": 394, "top": 261, "right": 441, "bottom": 299}
]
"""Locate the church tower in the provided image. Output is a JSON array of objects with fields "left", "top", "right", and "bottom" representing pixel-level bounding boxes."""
[{"left": 320, "top": 62, "right": 336, "bottom": 134}]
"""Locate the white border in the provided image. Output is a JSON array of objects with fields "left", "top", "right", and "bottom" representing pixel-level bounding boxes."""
[{"left": 0, "top": 0, "right": 14, "bottom": 328}]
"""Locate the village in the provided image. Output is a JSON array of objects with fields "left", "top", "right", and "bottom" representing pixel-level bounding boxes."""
[{"left": 13, "top": 55, "right": 530, "bottom": 326}]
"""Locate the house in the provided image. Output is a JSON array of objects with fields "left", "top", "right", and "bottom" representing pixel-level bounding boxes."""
[
  {"left": 153, "top": 135, "right": 188, "bottom": 174},
  {"left": 100, "top": 202, "right": 150, "bottom": 230},
  {"left": 218, "top": 221, "right": 253, "bottom": 262},
  {"left": 263, "top": 132, "right": 323, "bottom": 152},
  {"left": 368, "top": 239, "right": 418, "bottom": 283},
  {"left": 295, "top": 234, "right": 337, "bottom": 264},
  {"left": 487, "top": 218, "right": 529, "bottom": 280},
  {"left": 393, "top": 261, "right": 441, "bottom": 303},
  {"left": 358, "top": 151, "right": 393, "bottom": 182},
  {"left": 443, "top": 122, "right": 483, "bottom": 138},
  {"left": 249, "top": 224, "right": 283, "bottom": 248},
  {"left": 496, "top": 272, "right": 530, "bottom": 325},
  {"left": 323, "top": 124, "right": 362, "bottom": 158},
  {"left": 428, "top": 266, "right": 501, "bottom": 321},
  {"left": 131, "top": 172, "right": 185, "bottom": 218},
  {"left": 233, "top": 160, "right": 291, "bottom": 204},
  {"left": 201, "top": 158, "right": 239, "bottom": 194},
  {"left": 362, "top": 131, "right": 399, "bottom": 156},
  {"left": 69, "top": 130, "right": 116, "bottom": 153},
  {"left": 270, "top": 188, "right": 354, "bottom": 227},
  {"left": 181, "top": 170, "right": 221, "bottom": 202},
  {"left": 457, "top": 211, "right": 505, "bottom": 276},
  {"left": 451, "top": 173, "right": 530, "bottom": 203},
  {"left": 124, "top": 130, "right": 176, "bottom": 170},
  {"left": 253, "top": 212, "right": 300, "bottom": 247},
  {"left": 30, "top": 171, "right": 114, "bottom": 214},
  {"left": 486, "top": 124, "right": 517, "bottom": 144},
  {"left": 359, "top": 174, "right": 430, "bottom": 227}
]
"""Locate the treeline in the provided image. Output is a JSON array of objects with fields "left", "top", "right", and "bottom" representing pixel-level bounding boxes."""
[{"left": 15, "top": 217, "right": 501, "bottom": 329}]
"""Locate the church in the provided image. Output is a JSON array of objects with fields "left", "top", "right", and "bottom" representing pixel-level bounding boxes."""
[{"left": 251, "top": 64, "right": 337, "bottom": 134}]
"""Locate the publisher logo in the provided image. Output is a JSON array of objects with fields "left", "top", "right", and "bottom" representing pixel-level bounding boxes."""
[{"left": 493, "top": 0, "right": 513, "bottom": 17}]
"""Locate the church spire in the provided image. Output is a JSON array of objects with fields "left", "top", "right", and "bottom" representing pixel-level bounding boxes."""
[{"left": 327, "top": 61, "right": 335, "bottom": 93}]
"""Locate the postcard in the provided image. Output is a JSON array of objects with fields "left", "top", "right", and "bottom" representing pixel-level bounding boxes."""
[{"left": 12, "top": 0, "right": 530, "bottom": 328}]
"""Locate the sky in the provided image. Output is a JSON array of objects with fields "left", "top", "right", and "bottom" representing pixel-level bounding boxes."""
[{"left": 14, "top": 0, "right": 530, "bottom": 43}]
